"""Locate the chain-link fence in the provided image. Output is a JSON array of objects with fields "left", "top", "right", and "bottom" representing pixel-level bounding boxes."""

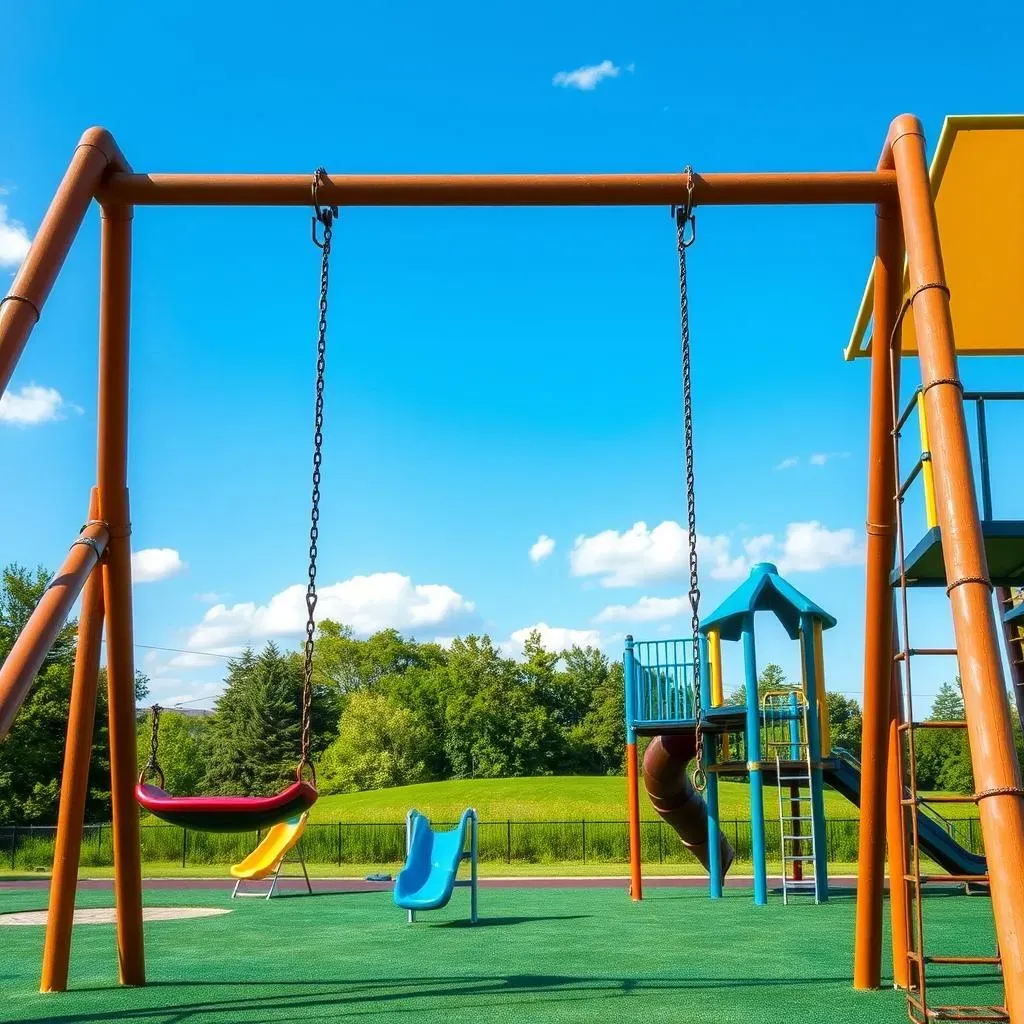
[{"left": 0, "top": 816, "right": 986, "bottom": 871}]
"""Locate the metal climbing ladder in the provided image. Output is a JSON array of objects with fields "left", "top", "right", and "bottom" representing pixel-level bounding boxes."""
[
  {"left": 762, "top": 690, "right": 817, "bottom": 904},
  {"left": 892, "top": 387, "right": 1006, "bottom": 1023}
]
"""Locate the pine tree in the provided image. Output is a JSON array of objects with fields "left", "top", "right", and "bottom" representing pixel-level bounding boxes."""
[{"left": 203, "top": 644, "right": 304, "bottom": 795}]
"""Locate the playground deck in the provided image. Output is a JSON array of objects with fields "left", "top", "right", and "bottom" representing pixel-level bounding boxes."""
[{"left": 0, "top": 883, "right": 1001, "bottom": 1023}]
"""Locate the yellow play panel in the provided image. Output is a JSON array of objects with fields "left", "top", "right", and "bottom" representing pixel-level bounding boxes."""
[{"left": 845, "top": 114, "right": 1024, "bottom": 360}]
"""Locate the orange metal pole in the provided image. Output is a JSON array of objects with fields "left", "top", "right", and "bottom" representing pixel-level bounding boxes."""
[
  {"left": 0, "top": 520, "right": 109, "bottom": 740},
  {"left": 96, "top": 202, "right": 145, "bottom": 986},
  {"left": 41, "top": 490, "right": 105, "bottom": 992},
  {"left": 888, "top": 113, "right": 1024, "bottom": 1023},
  {"left": 0, "top": 128, "right": 128, "bottom": 398},
  {"left": 98, "top": 170, "right": 897, "bottom": 208},
  {"left": 886, "top": 639, "right": 910, "bottom": 990},
  {"left": 853, "top": 196, "right": 904, "bottom": 990},
  {"left": 626, "top": 742, "right": 643, "bottom": 900}
]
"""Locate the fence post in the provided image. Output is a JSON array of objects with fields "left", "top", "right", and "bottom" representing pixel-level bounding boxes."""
[
  {"left": 582, "top": 820, "right": 586, "bottom": 865},
  {"left": 507, "top": 820, "right": 511, "bottom": 864},
  {"left": 98, "top": 823, "right": 103, "bottom": 859},
  {"left": 337, "top": 822, "right": 343, "bottom": 866},
  {"left": 181, "top": 828, "right": 187, "bottom": 869},
  {"left": 9, "top": 825, "right": 16, "bottom": 869},
  {"left": 659, "top": 821, "right": 664, "bottom": 864}
]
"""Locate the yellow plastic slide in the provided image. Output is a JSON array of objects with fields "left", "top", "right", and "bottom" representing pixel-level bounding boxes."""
[{"left": 231, "top": 813, "right": 308, "bottom": 880}]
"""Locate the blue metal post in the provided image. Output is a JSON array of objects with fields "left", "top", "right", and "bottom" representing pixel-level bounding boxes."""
[
  {"left": 741, "top": 615, "right": 768, "bottom": 906},
  {"left": 700, "top": 636, "right": 723, "bottom": 898},
  {"left": 975, "top": 398, "right": 993, "bottom": 521},
  {"left": 788, "top": 690, "right": 800, "bottom": 761},
  {"left": 799, "top": 613, "right": 829, "bottom": 902},
  {"left": 623, "top": 636, "right": 637, "bottom": 745}
]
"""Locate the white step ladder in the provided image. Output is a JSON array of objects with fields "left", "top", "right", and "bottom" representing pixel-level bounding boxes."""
[
  {"left": 775, "top": 750, "right": 818, "bottom": 904},
  {"left": 762, "top": 689, "right": 818, "bottom": 905}
]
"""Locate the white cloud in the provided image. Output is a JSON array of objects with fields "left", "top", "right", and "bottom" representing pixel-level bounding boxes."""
[
  {"left": 570, "top": 520, "right": 744, "bottom": 588},
  {"left": 195, "top": 591, "right": 226, "bottom": 604},
  {"left": 185, "top": 571, "right": 476, "bottom": 650},
  {"left": 594, "top": 595, "right": 687, "bottom": 624},
  {"left": 131, "top": 548, "right": 186, "bottom": 583},
  {"left": 0, "top": 384, "right": 78, "bottom": 426},
  {"left": 553, "top": 59, "right": 621, "bottom": 91},
  {"left": 775, "top": 521, "right": 863, "bottom": 572},
  {"left": 809, "top": 451, "right": 850, "bottom": 467},
  {"left": 572, "top": 518, "right": 864, "bottom": 592},
  {"left": 168, "top": 648, "right": 241, "bottom": 669},
  {"left": 779, "top": 452, "right": 850, "bottom": 469},
  {"left": 502, "top": 622, "right": 602, "bottom": 659},
  {"left": 0, "top": 203, "right": 31, "bottom": 268},
  {"left": 529, "top": 534, "right": 556, "bottom": 563}
]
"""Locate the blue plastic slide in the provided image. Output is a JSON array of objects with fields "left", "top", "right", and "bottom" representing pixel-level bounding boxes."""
[
  {"left": 825, "top": 748, "right": 986, "bottom": 878},
  {"left": 393, "top": 808, "right": 478, "bottom": 923}
]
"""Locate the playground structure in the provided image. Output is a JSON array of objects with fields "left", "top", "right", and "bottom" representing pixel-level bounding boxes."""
[
  {"left": 626, "top": 563, "right": 990, "bottom": 906},
  {"left": 394, "top": 808, "right": 479, "bottom": 924},
  {"left": 229, "top": 813, "right": 312, "bottom": 900},
  {"left": 0, "top": 113, "right": 1020, "bottom": 1022}
]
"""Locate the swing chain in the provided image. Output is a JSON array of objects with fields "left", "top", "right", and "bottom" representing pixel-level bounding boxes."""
[
  {"left": 299, "top": 168, "right": 336, "bottom": 784},
  {"left": 675, "top": 167, "right": 705, "bottom": 792},
  {"left": 142, "top": 704, "right": 165, "bottom": 789}
]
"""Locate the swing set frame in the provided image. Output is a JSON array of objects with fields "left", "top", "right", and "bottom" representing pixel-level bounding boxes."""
[{"left": 0, "top": 115, "right": 1021, "bottom": 1021}]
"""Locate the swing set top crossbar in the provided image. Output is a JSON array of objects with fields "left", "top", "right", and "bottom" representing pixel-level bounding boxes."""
[{"left": 98, "top": 170, "right": 897, "bottom": 206}]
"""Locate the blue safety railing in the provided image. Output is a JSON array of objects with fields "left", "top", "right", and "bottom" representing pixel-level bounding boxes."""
[
  {"left": 624, "top": 636, "right": 704, "bottom": 728},
  {"left": 896, "top": 388, "right": 1024, "bottom": 523}
]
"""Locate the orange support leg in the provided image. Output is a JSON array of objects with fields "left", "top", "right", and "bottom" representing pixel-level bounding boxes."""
[
  {"left": 888, "top": 113, "right": 1024, "bottom": 1023},
  {"left": 886, "top": 650, "right": 910, "bottom": 990},
  {"left": 0, "top": 129, "right": 128, "bottom": 399},
  {"left": 97, "top": 203, "right": 145, "bottom": 986},
  {"left": 853, "top": 197, "right": 904, "bottom": 990},
  {"left": 41, "top": 490, "right": 105, "bottom": 993},
  {"left": 626, "top": 742, "right": 643, "bottom": 901}
]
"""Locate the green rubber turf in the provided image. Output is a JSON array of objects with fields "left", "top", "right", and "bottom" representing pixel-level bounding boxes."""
[{"left": 0, "top": 884, "right": 1004, "bottom": 1023}]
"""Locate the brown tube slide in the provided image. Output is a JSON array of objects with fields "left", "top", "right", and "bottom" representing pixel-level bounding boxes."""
[{"left": 643, "top": 733, "right": 734, "bottom": 882}]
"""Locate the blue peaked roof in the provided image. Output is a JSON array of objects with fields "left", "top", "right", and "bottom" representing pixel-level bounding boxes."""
[{"left": 700, "top": 562, "right": 837, "bottom": 642}]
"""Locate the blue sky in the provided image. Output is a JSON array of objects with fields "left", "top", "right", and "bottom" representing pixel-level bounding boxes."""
[{"left": 1, "top": 1, "right": 1023, "bottom": 710}]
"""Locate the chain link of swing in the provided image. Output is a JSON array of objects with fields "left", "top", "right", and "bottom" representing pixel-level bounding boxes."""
[
  {"left": 300, "top": 168, "right": 337, "bottom": 783},
  {"left": 673, "top": 167, "right": 705, "bottom": 792}
]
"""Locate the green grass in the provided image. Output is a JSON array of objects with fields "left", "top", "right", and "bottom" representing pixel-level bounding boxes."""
[
  {"left": 0, "top": 861, "right": 866, "bottom": 880},
  {"left": 303, "top": 774, "right": 977, "bottom": 823},
  {"left": 0, "top": 883, "right": 1001, "bottom": 1023}
]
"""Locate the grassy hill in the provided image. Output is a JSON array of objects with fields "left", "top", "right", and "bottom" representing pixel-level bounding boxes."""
[{"left": 308, "top": 775, "right": 882, "bottom": 824}]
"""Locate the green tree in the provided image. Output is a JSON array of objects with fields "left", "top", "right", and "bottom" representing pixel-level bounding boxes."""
[
  {"left": 314, "top": 621, "right": 437, "bottom": 694},
  {"left": 567, "top": 652, "right": 626, "bottom": 774},
  {"left": 0, "top": 564, "right": 78, "bottom": 671},
  {"left": 443, "top": 635, "right": 558, "bottom": 778},
  {"left": 317, "top": 691, "right": 430, "bottom": 793},
  {"left": 725, "top": 662, "right": 789, "bottom": 706},
  {"left": 825, "top": 692, "right": 863, "bottom": 758},
  {"left": 914, "top": 678, "right": 973, "bottom": 792},
  {"left": 0, "top": 563, "right": 109, "bottom": 824},
  {"left": 136, "top": 710, "right": 212, "bottom": 796},
  {"left": 204, "top": 645, "right": 307, "bottom": 795}
]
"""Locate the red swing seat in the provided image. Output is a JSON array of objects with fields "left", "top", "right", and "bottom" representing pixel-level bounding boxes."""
[{"left": 135, "top": 779, "right": 318, "bottom": 833}]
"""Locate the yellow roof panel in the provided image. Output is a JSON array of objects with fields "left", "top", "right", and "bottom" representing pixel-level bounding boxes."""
[{"left": 845, "top": 114, "right": 1024, "bottom": 360}]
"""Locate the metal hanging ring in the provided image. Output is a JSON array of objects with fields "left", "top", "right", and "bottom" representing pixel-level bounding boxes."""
[
  {"left": 671, "top": 166, "right": 697, "bottom": 247},
  {"left": 311, "top": 167, "right": 339, "bottom": 249}
]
